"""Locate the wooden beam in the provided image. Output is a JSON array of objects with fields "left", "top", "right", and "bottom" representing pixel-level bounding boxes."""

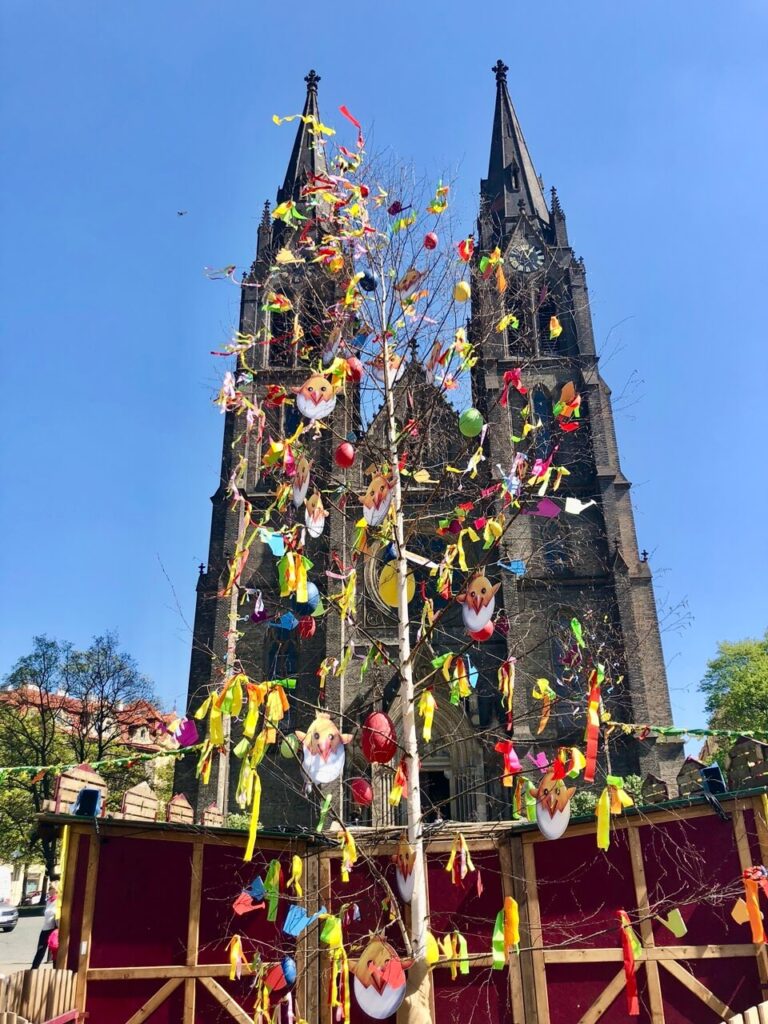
[
  {"left": 123, "top": 978, "right": 183, "bottom": 1024},
  {"left": 74, "top": 833, "right": 100, "bottom": 1011},
  {"left": 199, "top": 977, "right": 253, "bottom": 1024},
  {"left": 576, "top": 967, "right": 627, "bottom": 1024},
  {"left": 88, "top": 965, "right": 242, "bottom": 981},
  {"left": 543, "top": 943, "right": 758, "bottom": 965},
  {"left": 184, "top": 839, "right": 204, "bottom": 1024},
  {"left": 752, "top": 795, "right": 768, "bottom": 866},
  {"left": 525, "top": 801, "right": 716, "bottom": 844},
  {"left": 627, "top": 827, "right": 664, "bottom": 1024},
  {"left": 319, "top": 851, "right": 332, "bottom": 1024},
  {"left": 498, "top": 837, "right": 525, "bottom": 1023},
  {"left": 510, "top": 833, "right": 538, "bottom": 1024},
  {"left": 733, "top": 806, "right": 768, "bottom": 993},
  {"left": 522, "top": 839, "right": 550, "bottom": 1024},
  {"left": 56, "top": 825, "right": 80, "bottom": 970},
  {"left": 659, "top": 959, "right": 733, "bottom": 1019},
  {"left": 543, "top": 949, "right": 623, "bottom": 964}
]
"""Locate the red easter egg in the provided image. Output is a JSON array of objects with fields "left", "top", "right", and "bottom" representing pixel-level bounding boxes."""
[
  {"left": 469, "top": 622, "right": 495, "bottom": 643},
  {"left": 359, "top": 184, "right": 370, "bottom": 198},
  {"left": 424, "top": 232, "right": 438, "bottom": 250},
  {"left": 346, "top": 357, "right": 365, "bottom": 383},
  {"left": 298, "top": 615, "right": 316, "bottom": 638},
  {"left": 361, "top": 711, "right": 397, "bottom": 764},
  {"left": 350, "top": 777, "right": 374, "bottom": 807},
  {"left": 335, "top": 442, "right": 356, "bottom": 469}
]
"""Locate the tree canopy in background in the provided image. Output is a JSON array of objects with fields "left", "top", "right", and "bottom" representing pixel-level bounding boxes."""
[{"left": 700, "top": 630, "right": 768, "bottom": 734}]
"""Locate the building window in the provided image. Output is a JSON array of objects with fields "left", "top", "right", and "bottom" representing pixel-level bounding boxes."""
[
  {"left": 264, "top": 640, "right": 298, "bottom": 679},
  {"left": 538, "top": 303, "right": 559, "bottom": 354},
  {"left": 269, "top": 311, "right": 295, "bottom": 367},
  {"left": 531, "top": 387, "right": 553, "bottom": 459}
]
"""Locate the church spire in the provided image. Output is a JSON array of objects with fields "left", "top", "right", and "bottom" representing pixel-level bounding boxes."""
[
  {"left": 481, "top": 59, "right": 549, "bottom": 237},
  {"left": 275, "top": 69, "right": 328, "bottom": 205}
]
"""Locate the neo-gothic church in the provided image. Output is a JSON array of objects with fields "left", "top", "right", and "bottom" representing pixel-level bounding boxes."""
[{"left": 175, "top": 63, "right": 681, "bottom": 828}]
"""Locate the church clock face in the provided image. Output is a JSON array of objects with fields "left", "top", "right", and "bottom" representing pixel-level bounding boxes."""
[{"left": 507, "top": 241, "right": 544, "bottom": 273}]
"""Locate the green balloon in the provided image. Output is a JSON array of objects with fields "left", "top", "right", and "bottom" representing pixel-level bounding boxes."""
[
  {"left": 459, "top": 407, "right": 484, "bottom": 438},
  {"left": 280, "top": 733, "right": 300, "bottom": 760}
]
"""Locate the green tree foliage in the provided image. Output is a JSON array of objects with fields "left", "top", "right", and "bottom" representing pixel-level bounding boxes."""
[
  {"left": 0, "top": 634, "right": 160, "bottom": 873},
  {"left": 700, "top": 630, "right": 768, "bottom": 733}
]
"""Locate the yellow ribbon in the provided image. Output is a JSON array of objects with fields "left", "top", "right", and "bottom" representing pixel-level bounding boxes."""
[
  {"left": 532, "top": 678, "right": 556, "bottom": 735},
  {"left": 228, "top": 935, "right": 244, "bottom": 980},
  {"left": 456, "top": 526, "right": 479, "bottom": 571},
  {"left": 287, "top": 854, "right": 303, "bottom": 898},
  {"left": 596, "top": 775, "right": 634, "bottom": 850},
  {"left": 418, "top": 690, "right": 437, "bottom": 742},
  {"left": 339, "top": 830, "right": 358, "bottom": 882},
  {"left": 244, "top": 771, "right": 262, "bottom": 862}
]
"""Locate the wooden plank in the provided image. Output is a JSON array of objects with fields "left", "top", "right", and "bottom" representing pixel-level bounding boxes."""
[
  {"left": 299, "top": 851, "right": 319, "bottom": 1024},
  {"left": 56, "top": 826, "right": 78, "bottom": 970},
  {"left": 627, "top": 827, "right": 664, "bottom": 1024},
  {"left": 659, "top": 959, "right": 733, "bottom": 1019},
  {"left": 498, "top": 837, "right": 525, "bottom": 1023},
  {"left": 544, "top": 949, "right": 623, "bottom": 964},
  {"left": 522, "top": 838, "right": 550, "bottom": 1024},
  {"left": 509, "top": 832, "right": 539, "bottom": 1024},
  {"left": 650, "top": 944, "right": 757, "bottom": 960},
  {"left": 752, "top": 796, "right": 768, "bottom": 865},
  {"left": 319, "top": 851, "right": 333, "bottom": 1024},
  {"left": 74, "top": 833, "right": 100, "bottom": 1012},
  {"left": 88, "top": 965, "right": 243, "bottom": 981},
  {"left": 733, "top": 806, "right": 768, "bottom": 993},
  {"left": 525, "top": 801, "right": 716, "bottom": 844},
  {"left": 183, "top": 839, "right": 204, "bottom": 1024},
  {"left": 199, "top": 977, "right": 252, "bottom": 1024},
  {"left": 123, "top": 978, "right": 183, "bottom": 1024},
  {"left": 577, "top": 967, "right": 627, "bottom": 1024}
]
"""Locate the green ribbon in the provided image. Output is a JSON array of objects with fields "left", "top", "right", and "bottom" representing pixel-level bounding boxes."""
[
  {"left": 264, "top": 859, "right": 281, "bottom": 922},
  {"left": 491, "top": 910, "right": 506, "bottom": 970},
  {"left": 316, "top": 794, "right": 333, "bottom": 833}
]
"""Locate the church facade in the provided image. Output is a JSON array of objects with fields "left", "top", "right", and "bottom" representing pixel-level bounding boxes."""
[{"left": 175, "top": 64, "right": 681, "bottom": 828}]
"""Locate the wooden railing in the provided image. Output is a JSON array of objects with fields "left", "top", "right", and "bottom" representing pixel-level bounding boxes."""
[
  {"left": 0, "top": 970, "right": 77, "bottom": 1024},
  {"left": 722, "top": 1002, "right": 768, "bottom": 1023}
]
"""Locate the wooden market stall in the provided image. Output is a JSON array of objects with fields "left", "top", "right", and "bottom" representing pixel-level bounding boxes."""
[{"left": 41, "top": 786, "right": 768, "bottom": 1024}]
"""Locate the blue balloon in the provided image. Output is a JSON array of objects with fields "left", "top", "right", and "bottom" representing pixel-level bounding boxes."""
[
  {"left": 292, "top": 581, "right": 320, "bottom": 615},
  {"left": 381, "top": 543, "right": 397, "bottom": 564},
  {"left": 360, "top": 272, "right": 379, "bottom": 292},
  {"left": 270, "top": 612, "right": 299, "bottom": 633}
]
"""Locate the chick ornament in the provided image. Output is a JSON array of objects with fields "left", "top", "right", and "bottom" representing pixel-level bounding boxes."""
[
  {"left": 533, "top": 759, "right": 576, "bottom": 840},
  {"left": 295, "top": 712, "right": 352, "bottom": 787},
  {"left": 353, "top": 937, "right": 411, "bottom": 1019},
  {"left": 292, "top": 373, "right": 338, "bottom": 422},
  {"left": 304, "top": 491, "right": 328, "bottom": 539},
  {"left": 292, "top": 454, "right": 312, "bottom": 509},
  {"left": 456, "top": 573, "right": 500, "bottom": 638},
  {"left": 359, "top": 471, "right": 394, "bottom": 528},
  {"left": 392, "top": 834, "right": 416, "bottom": 903}
]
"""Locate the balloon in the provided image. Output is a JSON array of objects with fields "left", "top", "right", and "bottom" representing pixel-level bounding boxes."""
[
  {"left": 280, "top": 734, "right": 300, "bottom": 759},
  {"left": 469, "top": 622, "right": 495, "bottom": 642},
  {"left": 361, "top": 712, "right": 397, "bottom": 764},
  {"left": 335, "top": 442, "right": 356, "bottom": 468},
  {"left": 381, "top": 542, "right": 398, "bottom": 563},
  {"left": 453, "top": 280, "right": 471, "bottom": 302},
  {"left": 378, "top": 563, "right": 415, "bottom": 608},
  {"left": 459, "top": 407, "right": 483, "bottom": 437},
  {"left": 424, "top": 232, "right": 438, "bottom": 250},
  {"left": 350, "top": 777, "right": 374, "bottom": 807},
  {"left": 360, "top": 272, "right": 379, "bottom": 292},
  {"left": 346, "top": 357, "right": 365, "bottom": 383},
  {"left": 292, "top": 581, "right": 320, "bottom": 615}
]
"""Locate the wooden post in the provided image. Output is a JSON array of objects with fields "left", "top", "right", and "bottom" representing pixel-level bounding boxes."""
[
  {"left": 56, "top": 825, "right": 80, "bottom": 970},
  {"left": 498, "top": 836, "right": 525, "bottom": 1023},
  {"left": 509, "top": 831, "right": 539, "bottom": 1023},
  {"left": 183, "top": 839, "right": 204, "bottom": 1024},
  {"left": 319, "top": 851, "right": 332, "bottom": 1024},
  {"left": 627, "top": 826, "right": 665, "bottom": 1023},
  {"left": 74, "top": 833, "right": 100, "bottom": 1012},
  {"left": 522, "top": 837, "right": 550, "bottom": 1024}
]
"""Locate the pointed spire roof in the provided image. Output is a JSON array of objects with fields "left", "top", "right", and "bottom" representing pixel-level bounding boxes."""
[
  {"left": 275, "top": 69, "right": 328, "bottom": 205},
  {"left": 481, "top": 60, "right": 549, "bottom": 235}
]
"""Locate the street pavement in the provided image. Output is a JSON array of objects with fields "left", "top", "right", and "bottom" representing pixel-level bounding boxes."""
[{"left": 0, "top": 915, "right": 42, "bottom": 975}]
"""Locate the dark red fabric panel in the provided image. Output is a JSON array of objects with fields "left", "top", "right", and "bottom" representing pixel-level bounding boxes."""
[
  {"left": 89, "top": 837, "right": 190, "bottom": 968},
  {"left": 426, "top": 849, "right": 504, "bottom": 955},
  {"left": 64, "top": 832, "right": 90, "bottom": 972},
  {"left": 432, "top": 964, "right": 511, "bottom": 1023},
  {"left": 198, "top": 839, "right": 300, "bottom": 967},
  {"left": 329, "top": 854, "right": 408, "bottom": 957},
  {"left": 534, "top": 829, "right": 636, "bottom": 948},
  {"left": 545, "top": 962, "right": 650, "bottom": 1024},
  {"left": 659, "top": 957, "right": 762, "bottom": 1023},
  {"left": 641, "top": 817, "right": 745, "bottom": 946},
  {"left": 86, "top": 979, "right": 184, "bottom": 1024}
]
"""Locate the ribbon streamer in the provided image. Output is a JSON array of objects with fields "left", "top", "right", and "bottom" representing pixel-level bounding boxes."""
[{"left": 617, "top": 911, "right": 641, "bottom": 1015}]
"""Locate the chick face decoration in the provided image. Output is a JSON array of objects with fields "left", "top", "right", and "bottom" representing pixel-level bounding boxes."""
[
  {"left": 456, "top": 574, "right": 500, "bottom": 634},
  {"left": 304, "top": 491, "right": 328, "bottom": 539},
  {"left": 359, "top": 472, "right": 394, "bottom": 528},
  {"left": 370, "top": 352, "right": 406, "bottom": 383},
  {"left": 292, "top": 455, "right": 312, "bottom": 509},
  {"left": 292, "top": 374, "right": 338, "bottom": 422},
  {"left": 295, "top": 712, "right": 352, "bottom": 786},
  {"left": 533, "top": 761, "right": 576, "bottom": 841},
  {"left": 353, "top": 938, "right": 410, "bottom": 1019},
  {"left": 392, "top": 835, "right": 416, "bottom": 903}
]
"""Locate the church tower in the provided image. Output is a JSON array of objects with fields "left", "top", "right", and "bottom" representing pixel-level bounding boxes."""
[
  {"left": 469, "top": 60, "right": 681, "bottom": 788},
  {"left": 177, "top": 64, "right": 681, "bottom": 826}
]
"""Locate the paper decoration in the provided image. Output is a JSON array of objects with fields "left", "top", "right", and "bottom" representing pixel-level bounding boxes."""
[
  {"left": 742, "top": 865, "right": 768, "bottom": 942},
  {"left": 292, "top": 455, "right": 312, "bottom": 509},
  {"left": 292, "top": 373, "right": 338, "bottom": 421},
  {"left": 392, "top": 834, "right": 416, "bottom": 903},
  {"left": 456, "top": 574, "right": 500, "bottom": 634},
  {"left": 617, "top": 911, "right": 641, "bottom": 1016},
  {"left": 296, "top": 712, "right": 352, "bottom": 786},
  {"left": 353, "top": 938, "right": 409, "bottom": 1019},
  {"left": 304, "top": 492, "right": 328, "bottom": 538},
  {"left": 534, "top": 760, "right": 575, "bottom": 841},
  {"left": 596, "top": 776, "right": 634, "bottom": 850},
  {"left": 359, "top": 471, "right": 394, "bottom": 527}
]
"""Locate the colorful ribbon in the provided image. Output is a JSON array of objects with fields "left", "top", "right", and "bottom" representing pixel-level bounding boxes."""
[
  {"left": 418, "top": 689, "right": 437, "bottom": 742},
  {"left": 617, "top": 911, "right": 641, "bottom": 1016}
]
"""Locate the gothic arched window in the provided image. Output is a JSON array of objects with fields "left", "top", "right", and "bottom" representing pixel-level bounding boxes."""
[
  {"left": 531, "top": 387, "right": 553, "bottom": 459},
  {"left": 537, "top": 301, "right": 559, "bottom": 354},
  {"left": 268, "top": 310, "right": 296, "bottom": 368},
  {"left": 548, "top": 610, "right": 583, "bottom": 739}
]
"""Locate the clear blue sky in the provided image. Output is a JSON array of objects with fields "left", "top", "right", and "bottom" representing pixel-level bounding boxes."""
[{"left": 1, "top": 1, "right": 766, "bottom": 727}]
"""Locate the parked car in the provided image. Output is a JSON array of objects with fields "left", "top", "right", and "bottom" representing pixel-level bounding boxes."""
[
  {"left": 0, "top": 901, "right": 18, "bottom": 932},
  {"left": 20, "top": 889, "right": 42, "bottom": 906}
]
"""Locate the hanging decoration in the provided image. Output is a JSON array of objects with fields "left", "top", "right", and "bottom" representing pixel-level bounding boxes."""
[
  {"left": 295, "top": 712, "right": 352, "bottom": 786},
  {"left": 392, "top": 834, "right": 417, "bottom": 903},
  {"left": 353, "top": 938, "right": 410, "bottom": 1019},
  {"left": 533, "top": 759, "right": 576, "bottom": 841},
  {"left": 456, "top": 574, "right": 500, "bottom": 635}
]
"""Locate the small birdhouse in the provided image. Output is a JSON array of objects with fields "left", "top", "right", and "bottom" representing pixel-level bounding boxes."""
[
  {"left": 725, "top": 736, "right": 768, "bottom": 791},
  {"left": 677, "top": 757, "right": 707, "bottom": 798},
  {"left": 640, "top": 773, "right": 670, "bottom": 806}
]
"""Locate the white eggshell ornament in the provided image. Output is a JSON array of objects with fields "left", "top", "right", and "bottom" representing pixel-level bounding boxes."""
[{"left": 534, "top": 764, "right": 576, "bottom": 841}]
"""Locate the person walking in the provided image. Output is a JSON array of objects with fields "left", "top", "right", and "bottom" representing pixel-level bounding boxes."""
[{"left": 31, "top": 886, "right": 58, "bottom": 969}]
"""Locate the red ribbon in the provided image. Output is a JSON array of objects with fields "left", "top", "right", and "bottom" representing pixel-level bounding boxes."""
[
  {"left": 339, "top": 105, "right": 364, "bottom": 148},
  {"left": 617, "top": 911, "right": 640, "bottom": 1016},
  {"left": 500, "top": 368, "right": 528, "bottom": 408},
  {"left": 584, "top": 670, "right": 601, "bottom": 783}
]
